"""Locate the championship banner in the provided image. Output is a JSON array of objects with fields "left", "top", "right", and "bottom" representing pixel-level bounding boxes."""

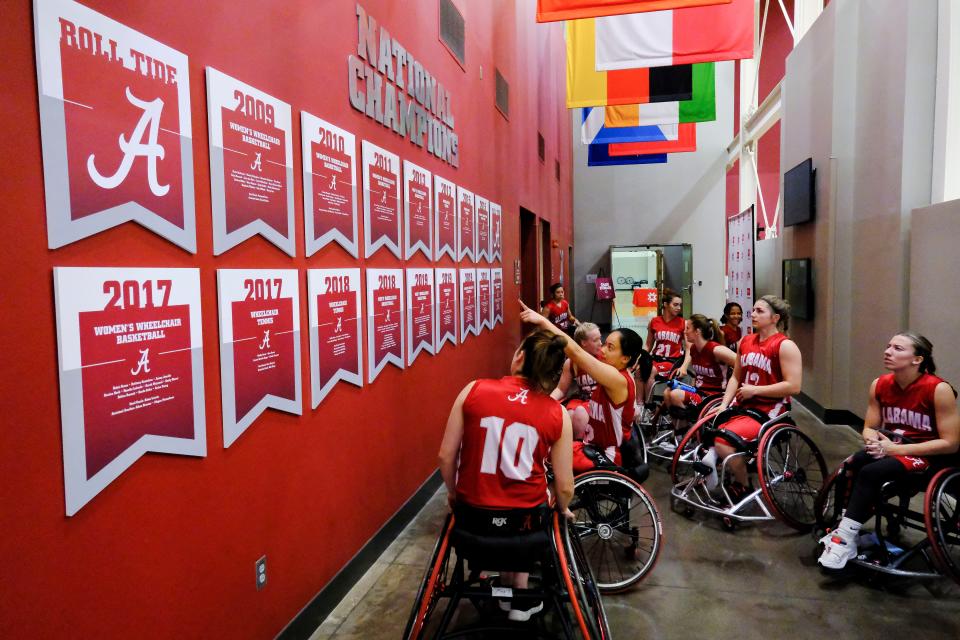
[
  {"left": 302, "top": 113, "right": 358, "bottom": 257},
  {"left": 366, "top": 268, "right": 404, "bottom": 382},
  {"left": 434, "top": 175, "right": 457, "bottom": 260},
  {"left": 435, "top": 268, "right": 458, "bottom": 351},
  {"left": 207, "top": 68, "right": 295, "bottom": 256},
  {"left": 459, "top": 268, "right": 478, "bottom": 340},
  {"left": 475, "top": 196, "right": 491, "bottom": 261},
  {"left": 490, "top": 202, "right": 502, "bottom": 261},
  {"left": 537, "top": 0, "right": 730, "bottom": 22},
  {"left": 406, "top": 268, "right": 435, "bottom": 364},
  {"left": 404, "top": 160, "right": 433, "bottom": 259},
  {"left": 726, "top": 206, "right": 755, "bottom": 319},
  {"left": 217, "top": 269, "right": 302, "bottom": 447},
  {"left": 457, "top": 186, "right": 475, "bottom": 261},
  {"left": 492, "top": 268, "right": 504, "bottom": 324},
  {"left": 477, "top": 268, "right": 492, "bottom": 331},
  {"left": 53, "top": 267, "right": 205, "bottom": 515},
  {"left": 362, "top": 141, "right": 401, "bottom": 258},
  {"left": 34, "top": 0, "right": 196, "bottom": 252},
  {"left": 308, "top": 268, "right": 363, "bottom": 407}
]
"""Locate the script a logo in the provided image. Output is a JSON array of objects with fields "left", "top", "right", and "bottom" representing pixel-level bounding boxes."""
[
  {"left": 507, "top": 388, "right": 529, "bottom": 405},
  {"left": 87, "top": 87, "right": 170, "bottom": 197}
]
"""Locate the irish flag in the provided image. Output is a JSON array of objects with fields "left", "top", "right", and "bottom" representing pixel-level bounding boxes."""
[
  {"left": 594, "top": 0, "right": 754, "bottom": 70},
  {"left": 538, "top": 0, "right": 730, "bottom": 22}
]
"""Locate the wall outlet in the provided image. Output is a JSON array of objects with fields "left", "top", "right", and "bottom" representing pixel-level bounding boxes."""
[{"left": 255, "top": 555, "right": 267, "bottom": 591}]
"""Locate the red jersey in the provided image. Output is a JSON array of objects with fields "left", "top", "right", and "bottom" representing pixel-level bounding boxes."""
[
  {"left": 587, "top": 369, "right": 636, "bottom": 459},
  {"left": 456, "top": 376, "right": 564, "bottom": 509},
  {"left": 649, "top": 315, "right": 684, "bottom": 360},
  {"left": 720, "top": 324, "right": 741, "bottom": 350},
  {"left": 735, "top": 332, "right": 790, "bottom": 418},
  {"left": 876, "top": 373, "right": 946, "bottom": 442},
  {"left": 689, "top": 341, "right": 725, "bottom": 392},
  {"left": 544, "top": 299, "right": 571, "bottom": 331},
  {"left": 573, "top": 353, "right": 603, "bottom": 401}
]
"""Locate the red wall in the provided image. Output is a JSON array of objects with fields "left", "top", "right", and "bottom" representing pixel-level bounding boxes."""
[{"left": 0, "top": 1, "right": 572, "bottom": 637}]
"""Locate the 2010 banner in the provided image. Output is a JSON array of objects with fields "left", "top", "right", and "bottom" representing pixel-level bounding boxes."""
[
  {"left": 54, "top": 267, "right": 205, "bottom": 515},
  {"left": 302, "top": 114, "right": 358, "bottom": 257},
  {"left": 435, "top": 268, "right": 458, "bottom": 351},
  {"left": 406, "top": 268, "right": 435, "bottom": 364},
  {"left": 35, "top": 0, "right": 196, "bottom": 252},
  {"left": 308, "top": 268, "right": 363, "bottom": 407},
  {"left": 367, "top": 268, "right": 404, "bottom": 382},
  {"left": 217, "top": 269, "right": 302, "bottom": 447}
]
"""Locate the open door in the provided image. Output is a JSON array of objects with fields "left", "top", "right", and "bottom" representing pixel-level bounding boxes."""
[{"left": 519, "top": 208, "right": 539, "bottom": 308}]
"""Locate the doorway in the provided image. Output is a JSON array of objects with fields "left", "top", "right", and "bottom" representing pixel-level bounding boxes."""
[
  {"left": 540, "top": 219, "right": 552, "bottom": 305},
  {"left": 519, "top": 208, "right": 539, "bottom": 308}
]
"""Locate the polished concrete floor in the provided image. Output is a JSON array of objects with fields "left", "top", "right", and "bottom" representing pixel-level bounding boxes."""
[{"left": 310, "top": 403, "right": 960, "bottom": 639}]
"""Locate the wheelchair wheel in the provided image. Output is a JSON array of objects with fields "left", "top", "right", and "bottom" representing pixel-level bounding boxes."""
[
  {"left": 669, "top": 419, "right": 708, "bottom": 485},
  {"left": 925, "top": 467, "right": 960, "bottom": 584},
  {"left": 404, "top": 512, "right": 454, "bottom": 640},
  {"left": 694, "top": 395, "right": 724, "bottom": 422},
  {"left": 756, "top": 425, "right": 828, "bottom": 532},
  {"left": 813, "top": 468, "right": 848, "bottom": 538},
  {"left": 553, "top": 515, "right": 610, "bottom": 639},
  {"left": 571, "top": 470, "right": 663, "bottom": 593}
]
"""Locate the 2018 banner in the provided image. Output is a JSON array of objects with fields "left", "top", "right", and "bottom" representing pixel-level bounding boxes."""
[
  {"left": 217, "top": 269, "right": 301, "bottom": 447},
  {"left": 459, "top": 268, "right": 477, "bottom": 340},
  {"left": 362, "top": 141, "right": 401, "bottom": 258},
  {"left": 35, "top": 0, "right": 196, "bottom": 252},
  {"left": 404, "top": 161, "right": 432, "bottom": 259},
  {"left": 457, "top": 186, "right": 475, "bottom": 261},
  {"left": 366, "top": 268, "right": 404, "bottom": 382},
  {"left": 207, "top": 68, "right": 295, "bottom": 256},
  {"left": 406, "top": 268, "right": 435, "bottom": 364},
  {"left": 435, "top": 268, "right": 458, "bottom": 351},
  {"left": 54, "top": 267, "right": 205, "bottom": 515},
  {"left": 308, "top": 268, "right": 363, "bottom": 407},
  {"left": 302, "top": 113, "right": 358, "bottom": 257},
  {"left": 434, "top": 176, "right": 457, "bottom": 260}
]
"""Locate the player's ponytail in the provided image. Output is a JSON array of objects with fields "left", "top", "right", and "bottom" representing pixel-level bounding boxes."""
[
  {"left": 759, "top": 295, "right": 791, "bottom": 333},
  {"left": 688, "top": 314, "right": 720, "bottom": 342},
  {"left": 897, "top": 332, "right": 937, "bottom": 375},
  {"left": 519, "top": 329, "right": 567, "bottom": 394}
]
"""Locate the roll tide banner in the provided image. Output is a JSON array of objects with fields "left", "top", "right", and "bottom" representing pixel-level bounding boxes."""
[
  {"left": 490, "top": 202, "right": 502, "bottom": 261},
  {"left": 459, "top": 268, "right": 477, "bottom": 340},
  {"left": 492, "top": 268, "right": 504, "bottom": 324},
  {"left": 366, "top": 268, "right": 404, "bottom": 382},
  {"left": 435, "top": 268, "right": 458, "bottom": 351},
  {"left": 34, "top": 0, "right": 196, "bottom": 252},
  {"left": 475, "top": 196, "right": 490, "bottom": 261},
  {"left": 308, "top": 268, "right": 363, "bottom": 407},
  {"left": 406, "top": 268, "right": 435, "bottom": 364},
  {"left": 53, "top": 267, "right": 205, "bottom": 515},
  {"left": 362, "top": 141, "right": 401, "bottom": 258},
  {"left": 217, "top": 270, "right": 301, "bottom": 447},
  {"left": 302, "top": 113, "right": 358, "bottom": 257},
  {"left": 477, "top": 267, "right": 492, "bottom": 331},
  {"left": 434, "top": 176, "right": 456, "bottom": 260},
  {"left": 404, "top": 161, "right": 432, "bottom": 259},
  {"left": 457, "top": 186, "right": 475, "bottom": 261}
]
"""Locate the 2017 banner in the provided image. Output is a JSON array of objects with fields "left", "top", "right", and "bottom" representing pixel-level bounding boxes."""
[
  {"left": 404, "top": 160, "right": 432, "bottom": 259},
  {"left": 459, "top": 268, "right": 478, "bottom": 340},
  {"left": 216, "top": 269, "right": 302, "bottom": 447},
  {"left": 207, "top": 68, "right": 295, "bottom": 256},
  {"left": 54, "top": 267, "right": 205, "bottom": 515},
  {"left": 362, "top": 141, "right": 401, "bottom": 258},
  {"left": 302, "top": 113, "right": 358, "bottom": 257},
  {"left": 435, "top": 268, "right": 458, "bottom": 351},
  {"left": 35, "top": 0, "right": 196, "bottom": 252},
  {"left": 434, "top": 176, "right": 457, "bottom": 260},
  {"left": 406, "top": 268, "right": 435, "bottom": 364},
  {"left": 366, "top": 268, "right": 404, "bottom": 382},
  {"left": 308, "top": 268, "right": 363, "bottom": 407}
]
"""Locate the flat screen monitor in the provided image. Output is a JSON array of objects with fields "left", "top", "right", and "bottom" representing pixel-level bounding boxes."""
[
  {"left": 783, "top": 158, "right": 815, "bottom": 226},
  {"left": 782, "top": 258, "right": 813, "bottom": 320}
]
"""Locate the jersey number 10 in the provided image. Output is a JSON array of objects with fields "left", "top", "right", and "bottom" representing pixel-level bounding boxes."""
[{"left": 478, "top": 416, "right": 540, "bottom": 481}]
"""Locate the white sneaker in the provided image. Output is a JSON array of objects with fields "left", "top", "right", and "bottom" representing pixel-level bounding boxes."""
[
  {"left": 659, "top": 442, "right": 677, "bottom": 453},
  {"left": 818, "top": 531, "right": 857, "bottom": 569},
  {"left": 498, "top": 600, "right": 511, "bottom": 612},
  {"left": 508, "top": 601, "right": 544, "bottom": 622}
]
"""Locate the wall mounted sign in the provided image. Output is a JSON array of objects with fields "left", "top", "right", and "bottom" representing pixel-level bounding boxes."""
[
  {"left": 492, "top": 268, "right": 504, "bottom": 324},
  {"left": 302, "top": 113, "right": 358, "bottom": 257},
  {"left": 459, "top": 267, "right": 477, "bottom": 340},
  {"left": 434, "top": 175, "right": 456, "bottom": 260},
  {"left": 457, "top": 186, "right": 475, "bottom": 262},
  {"left": 475, "top": 196, "right": 490, "bottom": 261},
  {"left": 308, "top": 268, "right": 363, "bottom": 407},
  {"left": 477, "top": 267, "right": 492, "bottom": 332},
  {"left": 404, "top": 160, "right": 432, "bottom": 259},
  {"left": 435, "top": 267, "right": 458, "bottom": 351},
  {"left": 490, "top": 202, "right": 502, "bottom": 261},
  {"left": 366, "top": 268, "right": 404, "bottom": 382},
  {"left": 362, "top": 140, "right": 401, "bottom": 258},
  {"left": 406, "top": 268, "right": 435, "bottom": 364}
]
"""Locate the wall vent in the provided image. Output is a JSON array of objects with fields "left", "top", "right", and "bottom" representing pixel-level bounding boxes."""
[
  {"left": 555, "top": 159, "right": 560, "bottom": 181},
  {"left": 495, "top": 68, "right": 509, "bottom": 118},
  {"left": 538, "top": 133, "right": 545, "bottom": 162},
  {"left": 439, "top": 0, "right": 465, "bottom": 67}
]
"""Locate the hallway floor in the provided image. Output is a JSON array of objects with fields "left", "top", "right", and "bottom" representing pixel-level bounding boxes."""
[{"left": 309, "top": 403, "right": 960, "bottom": 639}]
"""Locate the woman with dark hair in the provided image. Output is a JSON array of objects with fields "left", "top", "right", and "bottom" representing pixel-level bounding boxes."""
[
  {"left": 541, "top": 283, "right": 579, "bottom": 333},
  {"left": 719, "top": 302, "right": 744, "bottom": 351},
  {"left": 818, "top": 333, "right": 959, "bottom": 570},
  {"left": 438, "top": 329, "right": 574, "bottom": 621},
  {"left": 664, "top": 314, "right": 736, "bottom": 410},
  {"left": 645, "top": 289, "right": 685, "bottom": 375}
]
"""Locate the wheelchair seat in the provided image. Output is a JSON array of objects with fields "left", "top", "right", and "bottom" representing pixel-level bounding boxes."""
[{"left": 451, "top": 505, "right": 552, "bottom": 572}]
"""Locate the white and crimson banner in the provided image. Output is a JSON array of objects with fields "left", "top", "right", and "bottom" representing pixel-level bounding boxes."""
[
  {"left": 301, "top": 113, "right": 359, "bottom": 257},
  {"left": 362, "top": 141, "right": 401, "bottom": 258},
  {"left": 434, "top": 175, "right": 457, "bottom": 260},
  {"left": 457, "top": 186, "right": 475, "bottom": 261},
  {"left": 35, "top": 0, "right": 197, "bottom": 252},
  {"left": 308, "top": 268, "right": 363, "bottom": 407},
  {"left": 404, "top": 160, "right": 433, "bottom": 259},
  {"left": 367, "top": 268, "right": 404, "bottom": 382},
  {"left": 435, "top": 268, "right": 458, "bottom": 351},
  {"left": 459, "top": 268, "right": 478, "bottom": 340},
  {"left": 406, "top": 268, "right": 435, "bottom": 364}
]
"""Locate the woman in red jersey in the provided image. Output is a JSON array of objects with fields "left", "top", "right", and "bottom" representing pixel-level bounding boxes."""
[
  {"left": 438, "top": 329, "right": 574, "bottom": 621},
  {"left": 664, "top": 314, "right": 736, "bottom": 411},
  {"left": 551, "top": 322, "right": 603, "bottom": 442},
  {"left": 541, "top": 283, "right": 579, "bottom": 334},
  {"left": 818, "top": 333, "right": 959, "bottom": 570},
  {"left": 712, "top": 296, "right": 802, "bottom": 494},
  {"left": 645, "top": 289, "right": 685, "bottom": 375},
  {"left": 719, "top": 302, "right": 744, "bottom": 351}
]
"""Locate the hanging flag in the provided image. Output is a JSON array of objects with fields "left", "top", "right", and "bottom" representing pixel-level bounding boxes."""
[
  {"left": 594, "top": 0, "right": 753, "bottom": 70},
  {"left": 588, "top": 144, "right": 667, "bottom": 166},
  {"left": 567, "top": 18, "right": 693, "bottom": 108},
  {"left": 608, "top": 123, "right": 697, "bottom": 154},
  {"left": 582, "top": 62, "right": 714, "bottom": 144},
  {"left": 538, "top": 0, "right": 730, "bottom": 23},
  {"left": 582, "top": 110, "right": 680, "bottom": 145}
]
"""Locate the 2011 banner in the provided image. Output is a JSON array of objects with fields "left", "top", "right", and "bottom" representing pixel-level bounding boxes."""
[
  {"left": 308, "top": 268, "right": 363, "bottom": 407},
  {"left": 35, "top": 0, "right": 196, "bottom": 252},
  {"left": 362, "top": 141, "right": 401, "bottom": 258},
  {"left": 367, "top": 268, "right": 404, "bottom": 382},
  {"left": 302, "top": 114, "right": 358, "bottom": 257},
  {"left": 54, "top": 267, "right": 205, "bottom": 515},
  {"left": 217, "top": 269, "right": 302, "bottom": 447}
]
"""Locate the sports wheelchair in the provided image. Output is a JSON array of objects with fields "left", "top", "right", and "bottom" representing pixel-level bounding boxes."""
[
  {"left": 633, "top": 355, "right": 690, "bottom": 464},
  {"left": 814, "top": 430, "right": 960, "bottom": 584},
  {"left": 404, "top": 506, "right": 610, "bottom": 639},
  {"left": 669, "top": 407, "right": 828, "bottom": 532},
  {"left": 639, "top": 386, "right": 725, "bottom": 467}
]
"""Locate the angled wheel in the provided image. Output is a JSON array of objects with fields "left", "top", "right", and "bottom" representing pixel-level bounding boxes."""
[
  {"left": 669, "top": 419, "right": 709, "bottom": 485},
  {"left": 925, "top": 467, "right": 960, "bottom": 585},
  {"left": 404, "top": 512, "right": 454, "bottom": 640},
  {"left": 756, "top": 425, "right": 828, "bottom": 531},
  {"left": 694, "top": 395, "right": 725, "bottom": 423},
  {"left": 813, "top": 467, "right": 850, "bottom": 538},
  {"left": 570, "top": 471, "right": 663, "bottom": 593},
  {"left": 554, "top": 515, "right": 610, "bottom": 639}
]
